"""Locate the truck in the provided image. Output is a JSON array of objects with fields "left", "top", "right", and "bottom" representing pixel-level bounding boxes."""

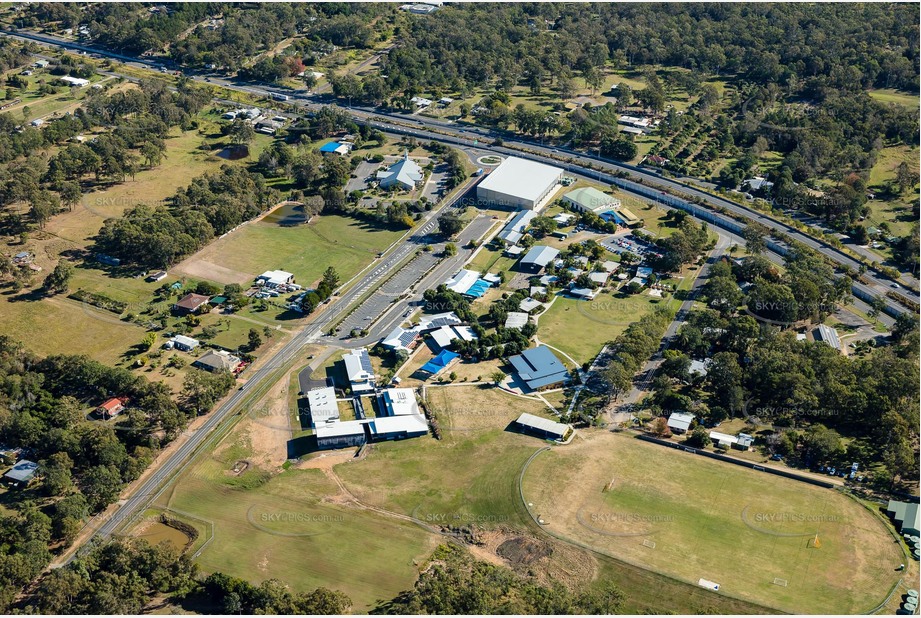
[
  {"left": 473, "top": 168, "right": 484, "bottom": 176},
  {"left": 270, "top": 92, "right": 290, "bottom": 101}
]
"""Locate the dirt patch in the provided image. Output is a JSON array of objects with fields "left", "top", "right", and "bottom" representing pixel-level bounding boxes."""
[
  {"left": 296, "top": 449, "right": 359, "bottom": 471},
  {"left": 173, "top": 257, "right": 252, "bottom": 285},
  {"left": 496, "top": 536, "right": 553, "bottom": 565},
  {"left": 242, "top": 374, "right": 293, "bottom": 471},
  {"left": 229, "top": 460, "right": 249, "bottom": 476}
]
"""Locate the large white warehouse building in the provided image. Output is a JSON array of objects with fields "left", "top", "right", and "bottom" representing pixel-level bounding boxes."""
[{"left": 477, "top": 156, "right": 564, "bottom": 210}]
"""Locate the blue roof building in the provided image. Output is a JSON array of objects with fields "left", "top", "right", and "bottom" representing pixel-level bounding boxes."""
[
  {"left": 419, "top": 349, "right": 459, "bottom": 376},
  {"left": 508, "top": 346, "right": 568, "bottom": 390}
]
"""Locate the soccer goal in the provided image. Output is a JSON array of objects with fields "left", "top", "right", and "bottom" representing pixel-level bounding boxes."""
[
  {"left": 773, "top": 578, "right": 788, "bottom": 587},
  {"left": 642, "top": 539, "right": 656, "bottom": 549}
]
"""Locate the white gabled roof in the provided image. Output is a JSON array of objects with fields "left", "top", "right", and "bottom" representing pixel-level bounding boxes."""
[
  {"left": 171, "top": 335, "right": 199, "bottom": 348},
  {"left": 667, "top": 412, "right": 695, "bottom": 431},
  {"left": 444, "top": 269, "right": 481, "bottom": 295},
  {"left": 515, "top": 412, "right": 570, "bottom": 439}
]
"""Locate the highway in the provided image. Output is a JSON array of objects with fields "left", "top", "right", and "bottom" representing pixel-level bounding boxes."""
[
  {"left": 82, "top": 171, "right": 478, "bottom": 546},
  {"left": 5, "top": 27, "right": 916, "bottom": 319},
  {"left": 2, "top": 27, "right": 906, "bottom": 550}
]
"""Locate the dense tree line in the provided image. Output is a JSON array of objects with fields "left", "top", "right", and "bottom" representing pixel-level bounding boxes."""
[
  {"left": 24, "top": 538, "right": 198, "bottom": 614},
  {"left": 201, "top": 572, "right": 352, "bottom": 614},
  {"left": 379, "top": 4, "right": 918, "bottom": 94},
  {"left": 650, "top": 254, "right": 920, "bottom": 486},
  {"left": 95, "top": 165, "right": 280, "bottom": 268}
]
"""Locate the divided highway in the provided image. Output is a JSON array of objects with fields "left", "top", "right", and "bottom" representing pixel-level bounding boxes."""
[
  {"left": 3, "top": 28, "right": 911, "bottom": 555},
  {"left": 5, "top": 27, "right": 916, "bottom": 318}
]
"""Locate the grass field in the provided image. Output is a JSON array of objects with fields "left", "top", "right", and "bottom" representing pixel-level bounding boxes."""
[
  {"left": 868, "top": 88, "right": 920, "bottom": 109},
  {"left": 154, "top": 420, "right": 436, "bottom": 611},
  {"left": 336, "top": 386, "right": 556, "bottom": 529},
  {"left": 521, "top": 430, "right": 903, "bottom": 614},
  {"left": 865, "top": 145, "right": 919, "bottom": 240},
  {"left": 0, "top": 292, "right": 145, "bottom": 364},
  {"left": 174, "top": 215, "right": 403, "bottom": 289}
]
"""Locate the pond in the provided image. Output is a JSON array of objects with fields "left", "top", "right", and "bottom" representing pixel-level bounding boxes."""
[
  {"left": 134, "top": 521, "right": 192, "bottom": 551},
  {"left": 263, "top": 202, "right": 310, "bottom": 226}
]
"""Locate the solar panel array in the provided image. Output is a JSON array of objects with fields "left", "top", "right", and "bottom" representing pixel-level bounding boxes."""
[{"left": 357, "top": 349, "right": 374, "bottom": 372}]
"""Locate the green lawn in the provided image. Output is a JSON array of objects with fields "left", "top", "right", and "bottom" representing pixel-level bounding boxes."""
[
  {"left": 0, "top": 292, "right": 146, "bottom": 364},
  {"left": 537, "top": 291, "right": 668, "bottom": 365},
  {"left": 159, "top": 443, "right": 433, "bottom": 611},
  {"left": 336, "top": 386, "right": 551, "bottom": 528},
  {"left": 522, "top": 430, "right": 904, "bottom": 615},
  {"left": 864, "top": 145, "right": 919, "bottom": 240},
  {"left": 179, "top": 215, "right": 403, "bottom": 289},
  {"left": 868, "top": 88, "right": 920, "bottom": 109}
]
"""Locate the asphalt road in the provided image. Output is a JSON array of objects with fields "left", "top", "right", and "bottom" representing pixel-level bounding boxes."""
[
  {"left": 2, "top": 28, "right": 904, "bottom": 550},
  {"left": 6, "top": 27, "right": 915, "bottom": 319},
  {"left": 79, "top": 172, "right": 478, "bottom": 549}
]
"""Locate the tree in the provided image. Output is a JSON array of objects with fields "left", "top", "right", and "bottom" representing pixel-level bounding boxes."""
[
  {"left": 43, "top": 260, "right": 73, "bottom": 294},
  {"left": 742, "top": 223, "right": 768, "bottom": 255},
  {"left": 686, "top": 426, "right": 711, "bottom": 448},
  {"left": 322, "top": 266, "right": 340, "bottom": 291},
  {"left": 437, "top": 212, "right": 465, "bottom": 238},
  {"left": 443, "top": 242, "right": 457, "bottom": 257},
  {"left": 247, "top": 328, "right": 262, "bottom": 351},
  {"left": 704, "top": 275, "right": 743, "bottom": 316},
  {"left": 82, "top": 464, "right": 124, "bottom": 511},
  {"left": 227, "top": 118, "right": 254, "bottom": 147},
  {"left": 800, "top": 424, "right": 844, "bottom": 464},
  {"left": 490, "top": 370, "right": 506, "bottom": 385},
  {"left": 895, "top": 161, "right": 919, "bottom": 193},
  {"left": 707, "top": 351, "right": 744, "bottom": 414},
  {"left": 40, "top": 452, "right": 75, "bottom": 496},
  {"left": 600, "top": 133, "right": 638, "bottom": 161},
  {"left": 30, "top": 190, "right": 60, "bottom": 229},
  {"left": 59, "top": 181, "right": 82, "bottom": 211},
  {"left": 602, "top": 361, "right": 632, "bottom": 400}
]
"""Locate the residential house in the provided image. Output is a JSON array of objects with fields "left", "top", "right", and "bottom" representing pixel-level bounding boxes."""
[
  {"left": 192, "top": 350, "right": 242, "bottom": 374},
  {"left": 666, "top": 412, "right": 695, "bottom": 434},
  {"left": 3, "top": 460, "right": 38, "bottom": 487},
  {"left": 97, "top": 397, "right": 127, "bottom": 419},
  {"left": 173, "top": 293, "right": 210, "bottom": 315}
]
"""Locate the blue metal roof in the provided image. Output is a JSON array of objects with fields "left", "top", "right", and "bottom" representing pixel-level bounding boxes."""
[
  {"left": 420, "top": 349, "right": 459, "bottom": 375},
  {"left": 319, "top": 141, "right": 342, "bottom": 153},
  {"left": 508, "top": 346, "right": 568, "bottom": 390},
  {"left": 464, "top": 279, "right": 491, "bottom": 298}
]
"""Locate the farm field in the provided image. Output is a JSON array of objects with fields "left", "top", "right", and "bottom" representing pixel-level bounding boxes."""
[
  {"left": 521, "top": 430, "right": 904, "bottom": 614},
  {"left": 173, "top": 214, "right": 403, "bottom": 289},
  {"left": 0, "top": 291, "right": 145, "bottom": 364}
]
